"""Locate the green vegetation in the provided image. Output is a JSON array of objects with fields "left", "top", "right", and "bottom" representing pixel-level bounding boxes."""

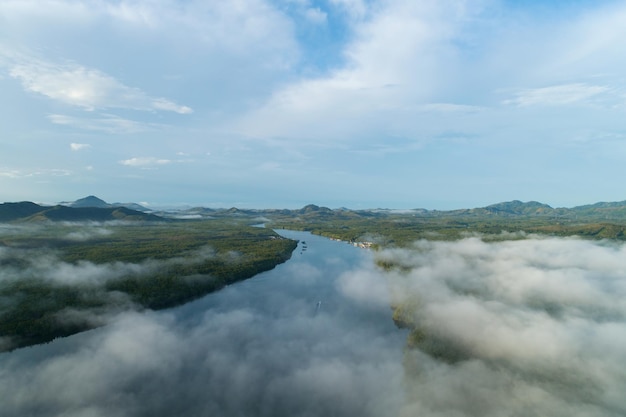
[
  {"left": 0, "top": 279, "right": 110, "bottom": 352},
  {"left": 6, "top": 196, "right": 626, "bottom": 354},
  {"left": 391, "top": 298, "right": 471, "bottom": 363},
  {"left": 0, "top": 220, "right": 297, "bottom": 351},
  {"left": 0, "top": 201, "right": 160, "bottom": 222},
  {"left": 256, "top": 201, "right": 626, "bottom": 362},
  {"left": 268, "top": 209, "right": 626, "bottom": 246}
]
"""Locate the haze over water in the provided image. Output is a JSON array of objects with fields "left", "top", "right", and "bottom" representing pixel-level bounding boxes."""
[
  {"left": 3, "top": 227, "right": 626, "bottom": 416},
  {"left": 0, "top": 230, "right": 408, "bottom": 417}
]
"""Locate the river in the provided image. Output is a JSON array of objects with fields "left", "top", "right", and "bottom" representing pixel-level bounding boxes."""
[{"left": 0, "top": 230, "right": 407, "bottom": 417}]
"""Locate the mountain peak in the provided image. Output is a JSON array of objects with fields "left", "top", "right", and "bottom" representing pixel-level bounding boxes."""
[
  {"left": 71, "top": 196, "right": 110, "bottom": 208},
  {"left": 484, "top": 200, "right": 553, "bottom": 215},
  {"left": 299, "top": 204, "right": 332, "bottom": 213}
]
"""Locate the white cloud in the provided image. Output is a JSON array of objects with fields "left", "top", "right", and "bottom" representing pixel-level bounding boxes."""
[
  {"left": 0, "top": 0, "right": 94, "bottom": 28},
  {"left": 48, "top": 113, "right": 159, "bottom": 134},
  {"left": 232, "top": 1, "right": 478, "bottom": 143},
  {"left": 151, "top": 98, "right": 192, "bottom": 114},
  {"left": 545, "top": 4, "right": 626, "bottom": 76},
  {"left": 0, "top": 168, "right": 72, "bottom": 179},
  {"left": 231, "top": 0, "right": 626, "bottom": 154},
  {"left": 329, "top": 0, "right": 369, "bottom": 20},
  {"left": 5, "top": 0, "right": 626, "bottom": 207},
  {"left": 103, "top": 1, "right": 159, "bottom": 26},
  {"left": 69, "top": 143, "right": 90, "bottom": 151},
  {"left": 119, "top": 157, "right": 172, "bottom": 168},
  {"left": 504, "top": 83, "right": 610, "bottom": 107},
  {"left": 0, "top": 169, "right": 21, "bottom": 179},
  {"left": 0, "top": 0, "right": 299, "bottom": 74},
  {"left": 7, "top": 56, "right": 192, "bottom": 113},
  {"left": 304, "top": 7, "right": 327, "bottom": 24}
]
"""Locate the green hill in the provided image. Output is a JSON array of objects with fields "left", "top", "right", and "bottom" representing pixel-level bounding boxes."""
[
  {"left": 0, "top": 202, "right": 162, "bottom": 223},
  {"left": 70, "top": 195, "right": 110, "bottom": 208},
  {"left": 0, "top": 202, "right": 45, "bottom": 221}
]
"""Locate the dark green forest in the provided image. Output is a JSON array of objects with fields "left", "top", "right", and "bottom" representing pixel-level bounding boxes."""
[
  {"left": 0, "top": 220, "right": 297, "bottom": 351},
  {"left": 270, "top": 211, "right": 626, "bottom": 247}
]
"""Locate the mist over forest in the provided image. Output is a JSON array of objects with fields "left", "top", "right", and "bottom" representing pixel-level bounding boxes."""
[
  {"left": 0, "top": 220, "right": 297, "bottom": 351},
  {"left": 1, "top": 229, "right": 626, "bottom": 416},
  {"left": 382, "top": 236, "right": 626, "bottom": 416},
  {"left": 0, "top": 231, "right": 407, "bottom": 417}
]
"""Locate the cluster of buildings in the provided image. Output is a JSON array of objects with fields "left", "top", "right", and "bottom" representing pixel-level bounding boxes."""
[{"left": 329, "top": 237, "right": 373, "bottom": 249}]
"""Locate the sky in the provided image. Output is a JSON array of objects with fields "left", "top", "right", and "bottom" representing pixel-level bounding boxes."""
[{"left": 2, "top": 0, "right": 626, "bottom": 209}]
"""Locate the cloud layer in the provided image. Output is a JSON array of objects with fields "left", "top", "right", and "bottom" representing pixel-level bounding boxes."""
[
  {"left": 4, "top": 0, "right": 626, "bottom": 207},
  {"left": 377, "top": 236, "right": 626, "bottom": 416},
  {"left": 3, "top": 230, "right": 626, "bottom": 416},
  {"left": 8, "top": 57, "right": 192, "bottom": 113},
  {"left": 0, "top": 232, "right": 406, "bottom": 417}
]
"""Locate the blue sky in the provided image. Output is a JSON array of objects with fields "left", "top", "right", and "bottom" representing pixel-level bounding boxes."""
[{"left": 2, "top": 0, "right": 626, "bottom": 209}]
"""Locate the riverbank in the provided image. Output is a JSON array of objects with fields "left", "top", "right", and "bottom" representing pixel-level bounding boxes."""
[{"left": 0, "top": 220, "right": 298, "bottom": 352}]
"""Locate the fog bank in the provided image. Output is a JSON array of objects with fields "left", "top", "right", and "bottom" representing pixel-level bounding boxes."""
[
  {"left": 378, "top": 237, "right": 626, "bottom": 416},
  {"left": 3, "top": 233, "right": 625, "bottom": 416},
  {"left": 0, "top": 232, "right": 407, "bottom": 417}
]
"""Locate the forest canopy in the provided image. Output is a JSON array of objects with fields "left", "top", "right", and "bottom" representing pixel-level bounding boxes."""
[{"left": 0, "top": 219, "right": 297, "bottom": 351}]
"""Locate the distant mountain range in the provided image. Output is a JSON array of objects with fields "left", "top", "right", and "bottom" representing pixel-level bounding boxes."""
[
  {"left": 0, "top": 198, "right": 160, "bottom": 223},
  {"left": 153, "top": 199, "right": 626, "bottom": 223},
  {"left": 59, "top": 195, "right": 150, "bottom": 212},
  {"left": 3, "top": 197, "right": 626, "bottom": 223},
  {"left": 462, "top": 199, "right": 626, "bottom": 220}
]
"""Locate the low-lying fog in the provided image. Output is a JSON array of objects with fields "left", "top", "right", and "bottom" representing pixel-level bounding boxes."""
[
  {"left": 1, "top": 231, "right": 625, "bottom": 416},
  {"left": 380, "top": 236, "right": 626, "bottom": 416},
  {"left": 0, "top": 231, "right": 406, "bottom": 417}
]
